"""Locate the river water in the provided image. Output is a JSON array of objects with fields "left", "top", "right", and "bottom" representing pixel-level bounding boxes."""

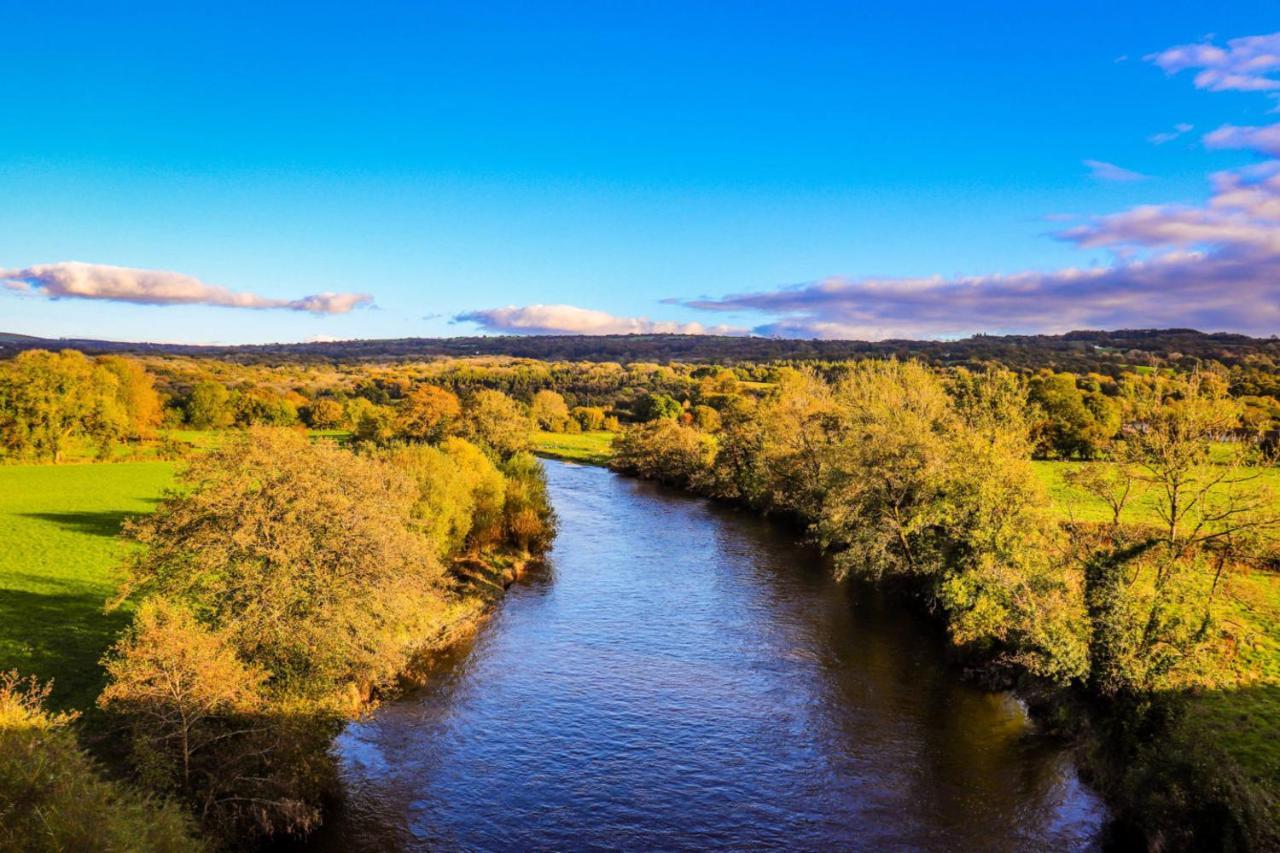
[{"left": 314, "top": 460, "right": 1106, "bottom": 850}]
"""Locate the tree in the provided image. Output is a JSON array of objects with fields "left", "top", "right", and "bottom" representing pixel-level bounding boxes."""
[
  {"left": 385, "top": 437, "right": 506, "bottom": 558},
  {"left": 100, "top": 598, "right": 266, "bottom": 793},
  {"left": 396, "top": 385, "right": 461, "bottom": 443},
  {"left": 635, "top": 392, "right": 682, "bottom": 422},
  {"left": 115, "top": 428, "right": 445, "bottom": 700},
  {"left": 0, "top": 349, "right": 125, "bottom": 462},
  {"left": 99, "top": 355, "right": 163, "bottom": 439},
  {"left": 464, "top": 390, "right": 531, "bottom": 458},
  {"left": 1028, "top": 371, "right": 1116, "bottom": 459},
  {"left": 530, "top": 389, "right": 570, "bottom": 431},
  {"left": 303, "top": 397, "right": 346, "bottom": 429},
  {"left": 353, "top": 403, "right": 397, "bottom": 446},
  {"left": 611, "top": 419, "right": 716, "bottom": 490},
  {"left": 571, "top": 406, "right": 606, "bottom": 431},
  {"left": 1083, "top": 373, "right": 1280, "bottom": 695},
  {"left": 500, "top": 452, "right": 557, "bottom": 553},
  {"left": 184, "top": 380, "right": 233, "bottom": 430},
  {"left": 230, "top": 387, "right": 298, "bottom": 426}
]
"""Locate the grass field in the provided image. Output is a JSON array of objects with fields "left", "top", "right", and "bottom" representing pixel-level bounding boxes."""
[
  {"left": 0, "top": 462, "right": 176, "bottom": 710},
  {"left": 532, "top": 430, "right": 616, "bottom": 466}
]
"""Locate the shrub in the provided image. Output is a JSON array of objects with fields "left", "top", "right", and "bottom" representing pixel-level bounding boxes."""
[{"left": 0, "top": 671, "right": 198, "bottom": 852}]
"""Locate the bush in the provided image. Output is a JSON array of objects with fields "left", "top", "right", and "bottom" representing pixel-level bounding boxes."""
[{"left": 0, "top": 671, "right": 199, "bottom": 852}]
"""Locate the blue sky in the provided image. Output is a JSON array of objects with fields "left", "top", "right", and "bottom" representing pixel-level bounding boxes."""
[{"left": 3, "top": 1, "right": 1280, "bottom": 342}]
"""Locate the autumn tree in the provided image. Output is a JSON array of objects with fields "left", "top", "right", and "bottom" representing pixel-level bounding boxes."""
[
  {"left": 99, "top": 598, "right": 266, "bottom": 797},
  {"left": 303, "top": 397, "right": 346, "bottom": 429},
  {"left": 611, "top": 419, "right": 716, "bottom": 491},
  {"left": 501, "top": 452, "right": 557, "bottom": 553},
  {"left": 397, "top": 384, "right": 461, "bottom": 443},
  {"left": 99, "top": 355, "right": 163, "bottom": 439},
  {"left": 571, "top": 405, "right": 607, "bottom": 431},
  {"left": 530, "top": 389, "right": 570, "bottom": 431},
  {"left": 385, "top": 437, "right": 506, "bottom": 558},
  {"left": 0, "top": 671, "right": 198, "bottom": 851}
]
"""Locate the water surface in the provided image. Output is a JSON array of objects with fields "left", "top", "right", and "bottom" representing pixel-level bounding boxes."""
[{"left": 316, "top": 460, "right": 1105, "bottom": 850}]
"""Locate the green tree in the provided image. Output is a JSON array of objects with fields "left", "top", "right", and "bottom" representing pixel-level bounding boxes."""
[
  {"left": 0, "top": 349, "right": 125, "bottom": 462},
  {"left": 464, "top": 390, "right": 532, "bottom": 458},
  {"left": 115, "top": 428, "right": 445, "bottom": 701},
  {"left": 635, "top": 392, "right": 682, "bottom": 422},
  {"left": 184, "top": 380, "right": 232, "bottom": 430}
]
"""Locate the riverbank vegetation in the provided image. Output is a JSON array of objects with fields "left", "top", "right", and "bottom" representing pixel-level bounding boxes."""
[
  {"left": 3, "top": 345, "right": 1280, "bottom": 847},
  {"left": 609, "top": 364, "right": 1280, "bottom": 848}
]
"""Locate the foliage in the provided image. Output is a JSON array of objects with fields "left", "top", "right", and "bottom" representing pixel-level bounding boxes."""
[
  {"left": 611, "top": 419, "right": 716, "bottom": 491},
  {"left": 0, "top": 670, "right": 199, "bottom": 851},
  {"left": 386, "top": 437, "right": 506, "bottom": 558},
  {"left": 0, "top": 349, "right": 129, "bottom": 462},
  {"left": 635, "top": 392, "right": 683, "bottom": 422},
  {"left": 183, "top": 380, "right": 232, "bottom": 430},
  {"left": 397, "top": 384, "right": 461, "bottom": 443},
  {"left": 464, "top": 389, "right": 532, "bottom": 458},
  {"left": 114, "top": 428, "right": 445, "bottom": 702},
  {"left": 500, "top": 452, "right": 557, "bottom": 553},
  {"left": 98, "top": 599, "right": 334, "bottom": 842},
  {"left": 530, "top": 389, "right": 570, "bottom": 431}
]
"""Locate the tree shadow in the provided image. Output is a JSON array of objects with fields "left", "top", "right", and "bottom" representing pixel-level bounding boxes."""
[
  {"left": 0, "top": 580, "right": 127, "bottom": 710},
  {"left": 19, "top": 510, "right": 137, "bottom": 539}
]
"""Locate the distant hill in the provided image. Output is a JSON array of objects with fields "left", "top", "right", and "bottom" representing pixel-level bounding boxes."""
[{"left": 2, "top": 328, "right": 1278, "bottom": 372}]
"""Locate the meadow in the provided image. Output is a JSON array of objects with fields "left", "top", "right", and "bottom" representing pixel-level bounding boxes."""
[
  {"left": 531, "top": 429, "right": 616, "bottom": 465},
  {"left": 0, "top": 461, "right": 176, "bottom": 710}
]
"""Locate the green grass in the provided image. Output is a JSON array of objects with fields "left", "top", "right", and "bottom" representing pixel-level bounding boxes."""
[
  {"left": 1034, "top": 459, "right": 1280, "bottom": 525},
  {"left": 0, "top": 462, "right": 176, "bottom": 710},
  {"left": 532, "top": 430, "right": 616, "bottom": 466}
]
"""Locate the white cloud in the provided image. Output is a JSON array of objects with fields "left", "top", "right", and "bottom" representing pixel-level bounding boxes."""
[
  {"left": 1204, "top": 122, "right": 1280, "bottom": 157},
  {"left": 1148, "top": 122, "right": 1194, "bottom": 144},
  {"left": 0, "top": 261, "right": 373, "bottom": 314},
  {"left": 1085, "top": 159, "right": 1149, "bottom": 182},
  {"left": 1147, "top": 33, "right": 1280, "bottom": 92},
  {"left": 454, "top": 303, "right": 747, "bottom": 336}
]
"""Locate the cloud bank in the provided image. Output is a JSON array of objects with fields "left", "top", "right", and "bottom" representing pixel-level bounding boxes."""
[
  {"left": 1, "top": 262, "right": 373, "bottom": 314},
  {"left": 1147, "top": 32, "right": 1280, "bottom": 92},
  {"left": 454, "top": 304, "right": 747, "bottom": 336},
  {"left": 677, "top": 161, "right": 1280, "bottom": 339}
]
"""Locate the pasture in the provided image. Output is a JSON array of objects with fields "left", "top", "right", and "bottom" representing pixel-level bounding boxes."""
[
  {"left": 0, "top": 462, "right": 175, "bottom": 709},
  {"left": 532, "top": 430, "right": 616, "bottom": 466}
]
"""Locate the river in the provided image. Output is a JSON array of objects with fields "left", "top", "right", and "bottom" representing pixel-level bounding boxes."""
[{"left": 312, "top": 459, "right": 1106, "bottom": 850}]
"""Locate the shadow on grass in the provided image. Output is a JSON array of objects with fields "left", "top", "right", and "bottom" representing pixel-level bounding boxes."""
[
  {"left": 18, "top": 510, "right": 138, "bottom": 539},
  {"left": 0, "top": 581, "right": 128, "bottom": 710}
]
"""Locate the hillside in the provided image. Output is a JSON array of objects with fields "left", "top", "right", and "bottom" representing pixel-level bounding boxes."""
[{"left": 4, "top": 328, "right": 1279, "bottom": 372}]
